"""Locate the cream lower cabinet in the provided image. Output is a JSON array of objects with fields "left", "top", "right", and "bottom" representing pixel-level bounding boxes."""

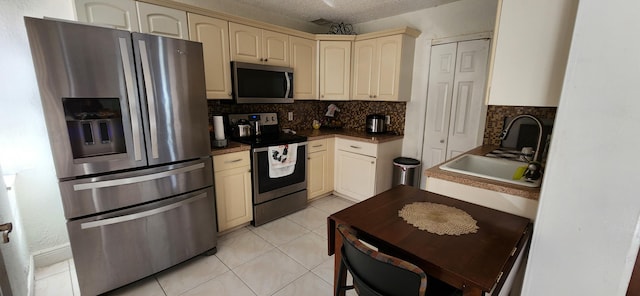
[
  {"left": 188, "top": 13, "right": 232, "bottom": 99},
  {"left": 213, "top": 151, "right": 252, "bottom": 232},
  {"left": 307, "top": 138, "right": 334, "bottom": 200},
  {"left": 334, "top": 138, "right": 402, "bottom": 202}
]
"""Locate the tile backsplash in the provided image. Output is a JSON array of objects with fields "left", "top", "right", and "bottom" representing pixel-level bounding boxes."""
[
  {"left": 483, "top": 105, "right": 557, "bottom": 145},
  {"left": 208, "top": 100, "right": 407, "bottom": 134}
]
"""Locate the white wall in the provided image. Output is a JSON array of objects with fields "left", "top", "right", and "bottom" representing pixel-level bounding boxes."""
[
  {"left": 522, "top": 1, "right": 640, "bottom": 295},
  {"left": 0, "top": 1, "right": 73, "bottom": 256},
  {"left": 353, "top": 0, "right": 498, "bottom": 185}
]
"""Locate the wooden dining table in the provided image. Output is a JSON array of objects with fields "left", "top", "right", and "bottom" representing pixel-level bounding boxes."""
[{"left": 327, "top": 185, "right": 532, "bottom": 296}]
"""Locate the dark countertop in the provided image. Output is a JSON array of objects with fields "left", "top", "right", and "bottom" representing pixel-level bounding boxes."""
[
  {"left": 210, "top": 129, "right": 403, "bottom": 155},
  {"left": 296, "top": 129, "right": 404, "bottom": 143},
  {"left": 424, "top": 145, "right": 541, "bottom": 200},
  {"left": 210, "top": 140, "right": 251, "bottom": 156}
]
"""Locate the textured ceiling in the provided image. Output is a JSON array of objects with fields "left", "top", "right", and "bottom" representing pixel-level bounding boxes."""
[{"left": 230, "top": 0, "right": 462, "bottom": 25}]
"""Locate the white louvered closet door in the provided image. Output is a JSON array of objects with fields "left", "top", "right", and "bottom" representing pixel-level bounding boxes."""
[{"left": 422, "top": 39, "right": 490, "bottom": 170}]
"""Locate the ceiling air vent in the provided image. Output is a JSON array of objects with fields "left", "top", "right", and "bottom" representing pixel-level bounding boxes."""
[{"left": 311, "top": 18, "right": 333, "bottom": 26}]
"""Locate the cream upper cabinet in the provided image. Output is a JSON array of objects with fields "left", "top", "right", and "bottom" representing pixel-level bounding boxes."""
[
  {"left": 290, "top": 36, "right": 317, "bottom": 100},
  {"left": 136, "top": 2, "right": 188, "bottom": 39},
  {"left": 319, "top": 41, "right": 351, "bottom": 101},
  {"left": 352, "top": 39, "right": 377, "bottom": 100},
  {"left": 307, "top": 138, "right": 334, "bottom": 200},
  {"left": 487, "top": 0, "right": 578, "bottom": 106},
  {"left": 213, "top": 151, "right": 253, "bottom": 232},
  {"left": 188, "top": 13, "right": 232, "bottom": 99},
  {"left": 229, "top": 22, "right": 289, "bottom": 67},
  {"left": 352, "top": 34, "right": 415, "bottom": 101},
  {"left": 75, "top": 0, "right": 139, "bottom": 31}
]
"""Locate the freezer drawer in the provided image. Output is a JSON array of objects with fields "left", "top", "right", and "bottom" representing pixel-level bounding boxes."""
[
  {"left": 67, "top": 187, "right": 217, "bottom": 296},
  {"left": 59, "top": 158, "right": 213, "bottom": 219}
]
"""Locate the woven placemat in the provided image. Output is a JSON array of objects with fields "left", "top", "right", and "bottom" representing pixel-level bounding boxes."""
[{"left": 398, "top": 202, "right": 479, "bottom": 236}]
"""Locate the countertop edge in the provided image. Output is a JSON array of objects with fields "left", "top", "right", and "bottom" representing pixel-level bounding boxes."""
[{"left": 424, "top": 145, "right": 541, "bottom": 200}]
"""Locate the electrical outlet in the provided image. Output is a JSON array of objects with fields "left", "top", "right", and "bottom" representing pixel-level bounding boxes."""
[
  {"left": 288, "top": 111, "right": 293, "bottom": 121},
  {"left": 385, "top": 115, "right": 391, "bottom": 125}
]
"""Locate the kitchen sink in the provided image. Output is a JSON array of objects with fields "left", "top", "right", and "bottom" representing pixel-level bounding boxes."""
[{"left": 439, "top": 154, "right": 541, "bottom": 188}]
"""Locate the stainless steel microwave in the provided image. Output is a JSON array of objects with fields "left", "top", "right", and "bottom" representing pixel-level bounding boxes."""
[{"left": 231, "top": 61, "right": 294, "bottom": 103}]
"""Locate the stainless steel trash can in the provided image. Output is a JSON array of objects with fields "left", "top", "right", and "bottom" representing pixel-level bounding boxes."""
[{"left": 392, "top": 157, "right": 421, "bottom": 187}]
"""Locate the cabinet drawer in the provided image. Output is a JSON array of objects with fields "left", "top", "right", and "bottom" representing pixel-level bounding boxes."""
[
  {"left": 336, "top": 138, "right": 377, "bottom": 157},
  {"left": 308, "top": 139, "right": 328, "bottom": 153},
  {"left": 213, "top": 151, "right": 250, "bottom": 172}
]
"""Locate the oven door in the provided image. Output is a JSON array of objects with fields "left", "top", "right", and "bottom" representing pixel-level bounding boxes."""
[{"left": 252, "top": 143, "right": 307, "bottom": 204}]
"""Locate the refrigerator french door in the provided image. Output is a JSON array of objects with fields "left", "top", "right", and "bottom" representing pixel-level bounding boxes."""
[
  {"left": 25, "top": 17, "right": 209, "bottom": 179},
  {"left": 25, "top": 17, "right": 216, "bottom": 296}
]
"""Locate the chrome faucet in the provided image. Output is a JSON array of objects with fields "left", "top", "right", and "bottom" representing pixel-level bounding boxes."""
[{"left": 500, "top": 114, "right": 544, "bottom": 180}]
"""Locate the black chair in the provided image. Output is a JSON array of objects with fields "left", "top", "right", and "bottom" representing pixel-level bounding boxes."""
[{"left": 336, "top": 224, "right": 461, "bottom": 296}]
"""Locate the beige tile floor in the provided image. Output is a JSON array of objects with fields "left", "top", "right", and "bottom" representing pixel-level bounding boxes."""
[{"left": 34, "top": 195, "right": 357, "bottom": 296}]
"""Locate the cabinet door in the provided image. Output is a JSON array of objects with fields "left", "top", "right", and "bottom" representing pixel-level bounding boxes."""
[
  {"left": 335, "top": 151, "right": 376, "bottom": 201},
  {"left": 136, "top": 2, "right": 188, "bottom": 39},
  {"left": 375, "top": 35, "right": 403, "bottom": 101},
  {"left": 188, "top": 13, "right": 232, "bottom": 99},
  {"left": 487, "top": 0, "right": 577, "bottom": 106},
  {"left": 214, "top": 165, "right": 253, "bottom": 231},
  {"left": 75, "top": 0, "right": 139, "bottom": 31},
  {"left": 319, "top": 41, "right": 351, "bottom": 100},
  {"left": 290, "top": 36, "right": 317, "bottom": 100},
  {"left": 307, "top": 150, "right": 328, "bottom": 199},
  {"left": 229, "top": 22, "right": 262, "bottom": 63},
  {"left": 352, "top": 39, "right": 376, "bottom": 100},
  {"left": 263, "top": 30, "right": 289, "bottom": 67}
]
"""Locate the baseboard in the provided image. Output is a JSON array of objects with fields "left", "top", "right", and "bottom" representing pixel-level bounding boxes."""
[{"left": 32, "top": 243, "right": 72, "bottom": 268}]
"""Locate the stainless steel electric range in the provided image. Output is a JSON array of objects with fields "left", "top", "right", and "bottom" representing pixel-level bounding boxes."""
[{"left": 227, "top": 113, "right": 308, "bottom": 226}]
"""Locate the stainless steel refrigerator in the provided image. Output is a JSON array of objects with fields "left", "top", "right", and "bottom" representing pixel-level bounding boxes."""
[{"left": 25, "top": 17, "right": 217, "bottom": 295}]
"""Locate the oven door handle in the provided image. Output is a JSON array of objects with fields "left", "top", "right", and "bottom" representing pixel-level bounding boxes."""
[{"left": 252, "top": 142, "right": 307, "bottom": 153}]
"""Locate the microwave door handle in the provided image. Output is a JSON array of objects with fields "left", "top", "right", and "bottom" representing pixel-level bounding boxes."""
[
  {"left": 284, "top": 72, "right": 291, "bottom": 99},
  {"left": 138, "top": 39, "right": 159, "bottom": 159},
  {"left": 119, "top": 37, "right": 143, "bottom": 161}
]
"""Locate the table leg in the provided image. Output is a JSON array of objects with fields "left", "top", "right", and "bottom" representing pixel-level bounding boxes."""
[{"left": 332, "top": 223, "right": 346, "bottom": 296}]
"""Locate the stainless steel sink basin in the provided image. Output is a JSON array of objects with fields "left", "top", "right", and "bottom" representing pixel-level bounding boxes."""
[{"left": 439, "top": 154, "right": 541, "bottom": 188}]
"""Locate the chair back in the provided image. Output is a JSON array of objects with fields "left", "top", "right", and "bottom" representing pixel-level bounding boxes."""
[{"left": 337, "top": 224, "right": 427, "bottom": 296}]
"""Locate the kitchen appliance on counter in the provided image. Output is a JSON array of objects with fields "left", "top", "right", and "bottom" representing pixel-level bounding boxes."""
[
  {"left": 231, "top": 62, "right": 294, "bottom": 104},
  {"left": 366, "top": 114, "right": 388, "bottom": 134},
  {"left": 25, "top": 17, "right": 216, "bottom": 296},
  {"left": 227, "top": 113, "right": 308, "bottom": 226}
]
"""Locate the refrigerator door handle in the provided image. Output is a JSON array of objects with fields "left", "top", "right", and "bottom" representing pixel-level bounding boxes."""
[
  {"left": 119, "top": 37, "right": 143, "bottom": 161},
  {"left": 80, "top": 192, "right": 207, "bottom": 229},
  {"left": 138, "top": 39, "right": 159, "bottom": 159},
  {"left": 72, "top": 162, "right": 205, "bottom": 191}
]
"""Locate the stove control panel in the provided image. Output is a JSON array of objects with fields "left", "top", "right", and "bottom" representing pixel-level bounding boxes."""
[{"left": 228, "top": 113, "right": 278, "bottom": 126}]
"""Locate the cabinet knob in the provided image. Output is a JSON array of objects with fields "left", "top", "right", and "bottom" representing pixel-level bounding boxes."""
[
  {"left": 369, "top": 95, "right": 372, "bottom": 98},
  {"left": 371, "top": 161, "right": 374, "bottom": 164},
  {"left": 373, "top": 95, "right": 377, "bottom": 98},
  {"left": 264, "top": 58, "right": 268, "bottom": 62},
  {"left": 228, "top": 92, "right": 232, "bottom": 96},
  {"left": 259, "top": 58, "right": 264, "bottom": 62},
  {"left": 321, "top": 94, "right": 324, "bottom": 98},
  {"left": 440, "top": 139, "right": 445, "bottom": 143}
]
